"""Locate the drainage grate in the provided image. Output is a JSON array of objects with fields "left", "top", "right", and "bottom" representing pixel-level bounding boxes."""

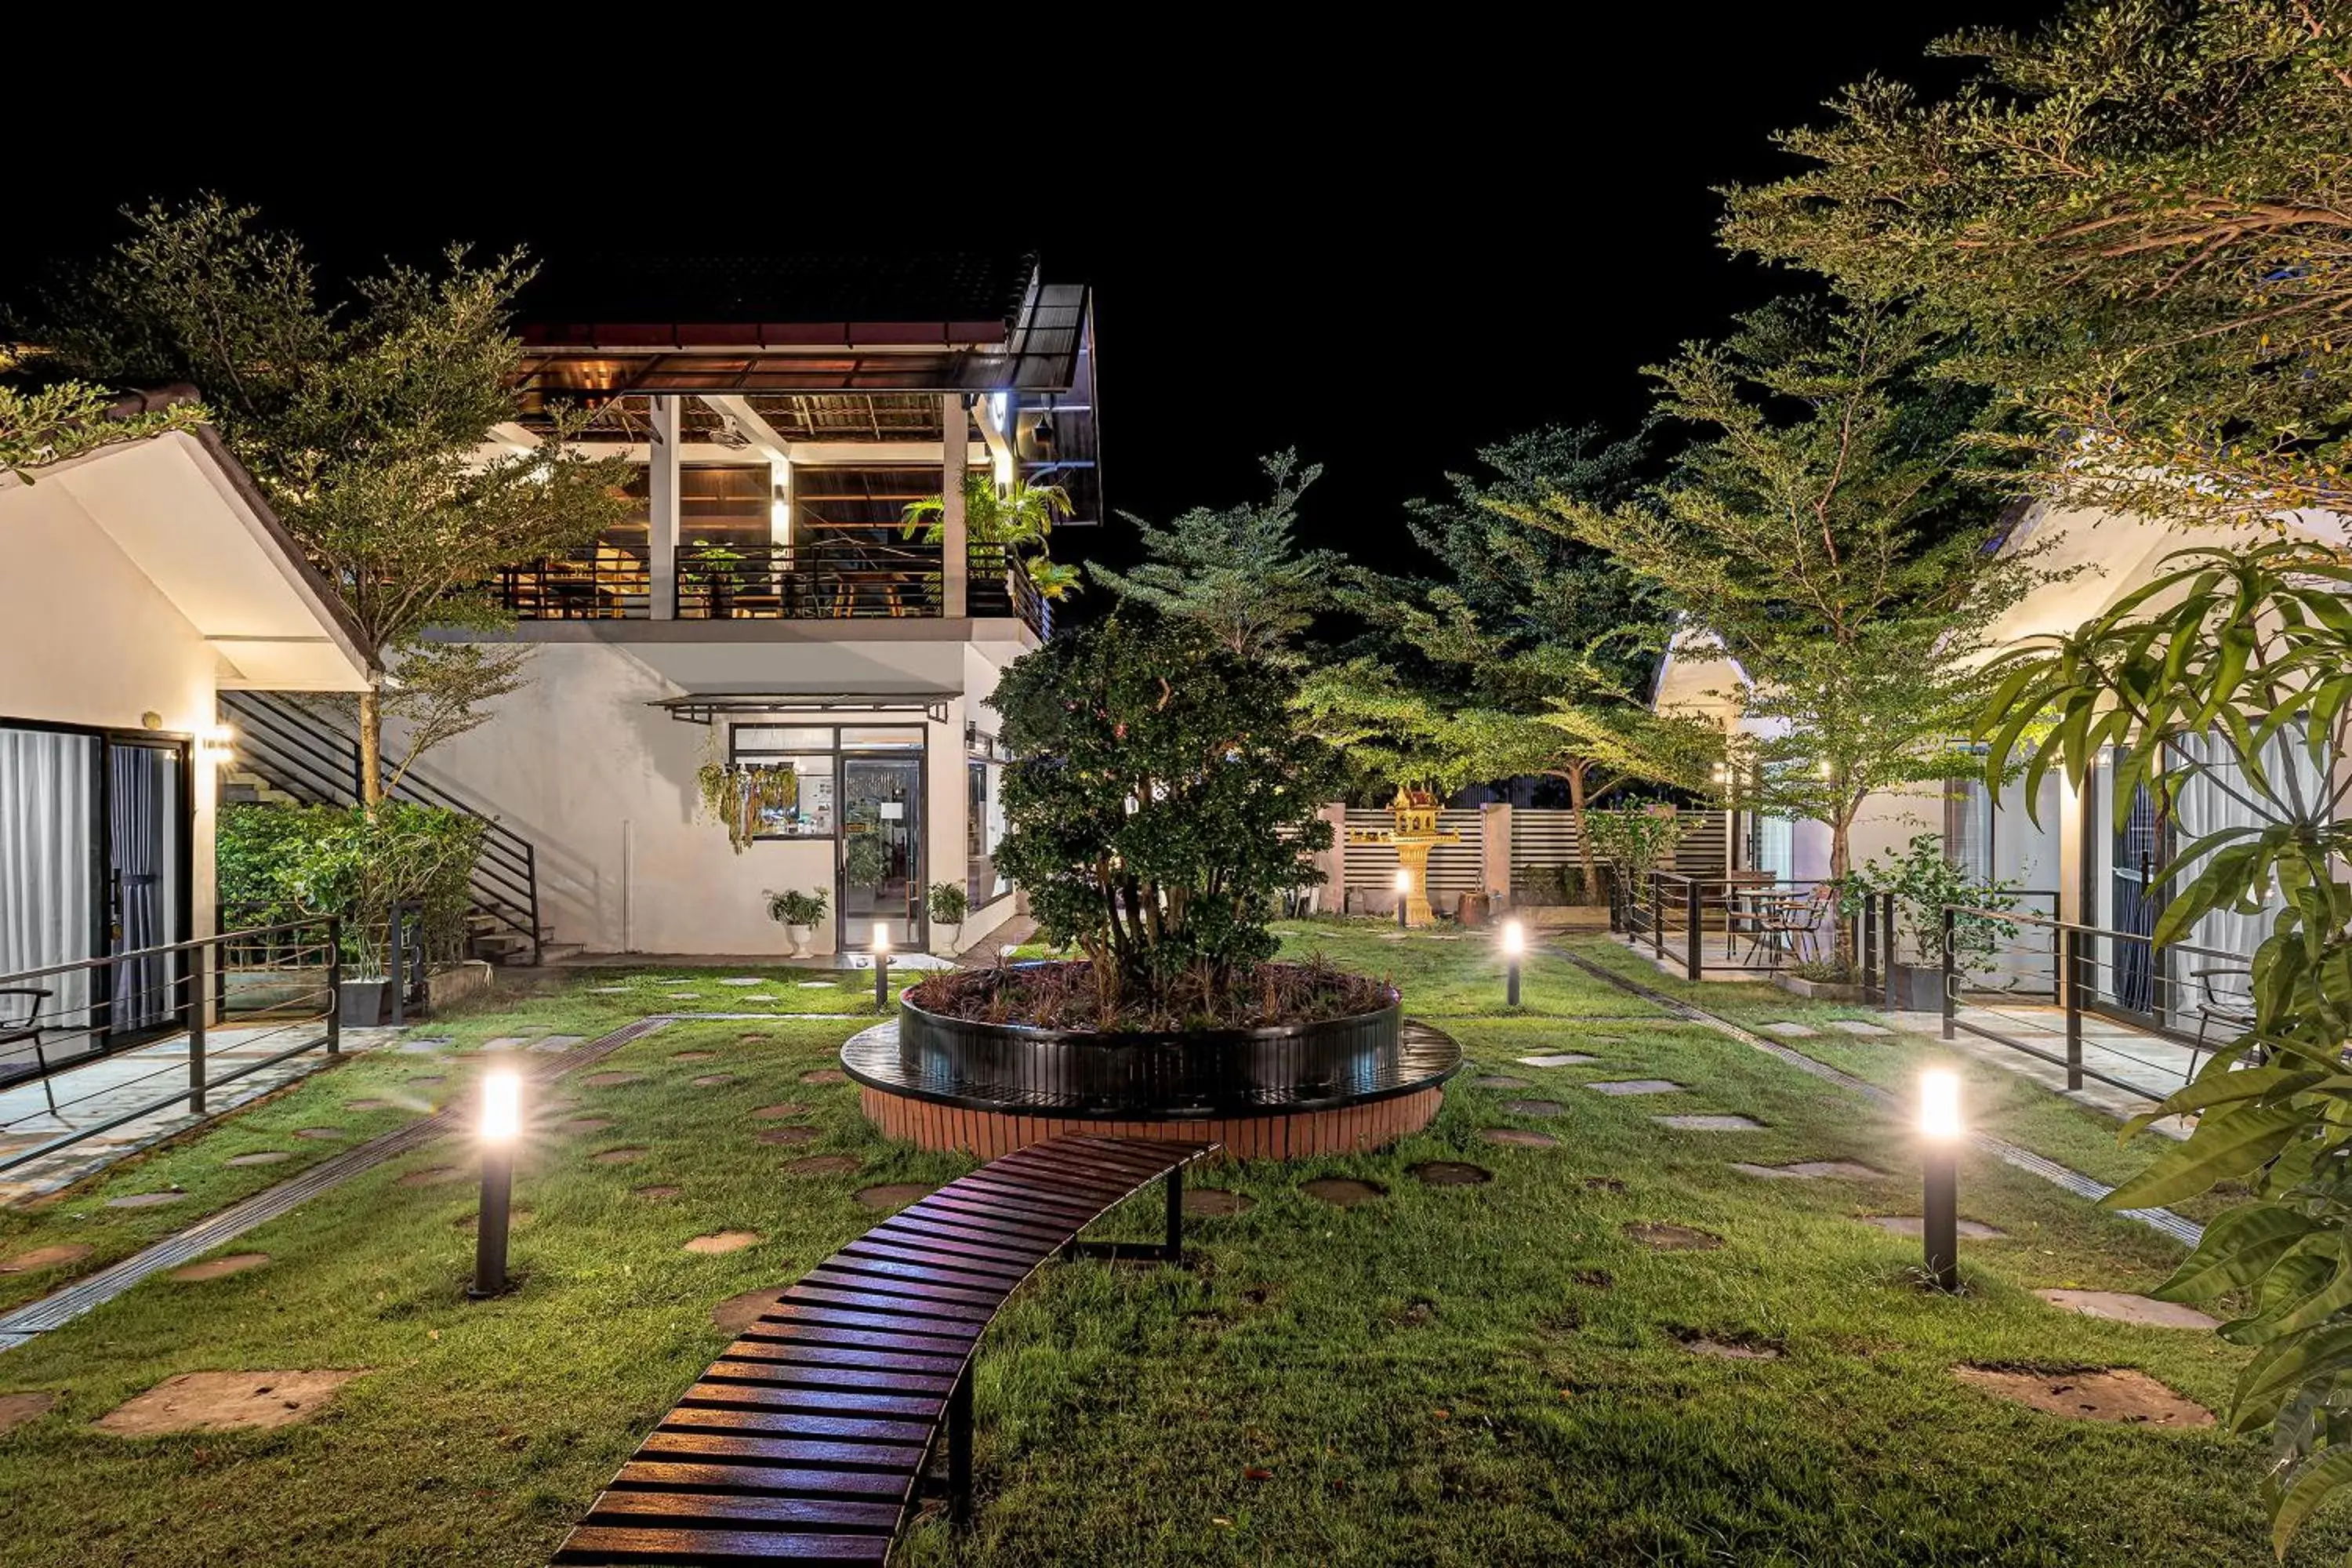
[{"left": 1548, "top": 945, "right": 2203, "bottom": 1250}]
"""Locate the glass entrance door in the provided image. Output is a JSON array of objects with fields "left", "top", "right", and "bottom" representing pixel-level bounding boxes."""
[
  {"left": 839, "top": 757, "right": 922, "bottom": 951},
  {"left": 107, "top": 740, "right": 187, "bottom": 1037}
]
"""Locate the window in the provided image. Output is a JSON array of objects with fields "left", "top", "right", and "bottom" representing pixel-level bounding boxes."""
[{"left": 728, "top": 723, "right": 929, "bottom": 842}]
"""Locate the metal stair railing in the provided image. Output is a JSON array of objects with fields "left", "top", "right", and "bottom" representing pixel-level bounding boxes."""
[{"left": 217, "top": 691, "right": 543, "bottom": 965}]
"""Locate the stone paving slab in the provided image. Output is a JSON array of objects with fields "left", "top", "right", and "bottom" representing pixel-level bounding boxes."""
[
  {"left": 1586, "top": 1080, "right": 1686, "bottom": 1096},
  {"left": 1825, "top": 1020, "right": 1893, "bottom": 1036},
  {"left": 2034, "top": 1289, "right": 2219, "bottom": 1329},
  {"left": 1517, "top": 1053, "right": 1599, "bottom": 1068},
  {"left": 1759, "top": 1022, "right": 1819, "bottom": 1038},
  {"left": 1730, "top": 1160, "right": 1886, "bottom": 1181},
  {"left": 1654, "top": 1114, "right": 1765, "bottom": 1131}
]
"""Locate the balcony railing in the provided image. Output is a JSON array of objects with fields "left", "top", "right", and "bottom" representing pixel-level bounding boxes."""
[{"left": 490, "top": 541, "right": 1052, "bottom": 639}]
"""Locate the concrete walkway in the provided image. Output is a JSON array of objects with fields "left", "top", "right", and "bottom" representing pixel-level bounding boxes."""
[{"left": 0, "top": 1021, "right": 405, "bottom": 1206}]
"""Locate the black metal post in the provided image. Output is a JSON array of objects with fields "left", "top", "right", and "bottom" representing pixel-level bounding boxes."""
[
  {"left": 1164, "top": 1165, "right": 1185, "bottom": 1263},
  {"left": 388, "top": 905, "right": 407, "bottom": 1029},
  {"left": 1923, "top": 1142, "right": 1960, "bottom": 1291},
  {"left": 1882, "top": 894, "right": 1897, "bottom": 1007},
  {"left": 1941, "top": 906, "right": 1957, "bottom": 1040},
  {"left": 1507, "top": 958, "right": 1521, "bottom": 1009},
  {"left": 2063, "top": 925, "right": 2085, "bottom": 1091},
  {"left": 187, "top": 942, "right": 208, "bottom": 1116},
  {"left": 325, "top": 916, "right": 342, "bottom": 1056},
  {"left": 1649, "top": 873, "right": 1664, "bottom": 960},
  {"left": 1861, "top": 895, "right": 1878, "bottom": 1000},
  {"left": 875, "top": 949, "right": 890, "bottom": 1011},
  {"left": 1396, "top": 877, "right": 1409, "bottom": 931},
  {"left": 1685, "top": 879, "right": 1703, "bottom": 981},
  {"left": 470, "top": 1142, "right": 514, "bottom": 1300},
  {"left": 948, "top": 1363, "right": 974, "bottom": 1527}
]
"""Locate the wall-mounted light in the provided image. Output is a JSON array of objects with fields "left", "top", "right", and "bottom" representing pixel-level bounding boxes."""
[{"left": 201, "top": 724, "right": 238, "bottom": 764}]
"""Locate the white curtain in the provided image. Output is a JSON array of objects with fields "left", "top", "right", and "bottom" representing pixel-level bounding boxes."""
[
  {"left": 0, "top": 728, "right": 97, "bottom": 1051},
  {"left": 2170, "top": 729, "right": 2327, "bottom": 1015}
]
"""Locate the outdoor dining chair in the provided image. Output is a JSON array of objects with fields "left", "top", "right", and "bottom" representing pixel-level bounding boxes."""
[
  {"left": 0, "top": 989, "right": 56, "bottom": 1116},
  {"left": 2184, "top": 966, "right": 2259, "bottom": 1079}
]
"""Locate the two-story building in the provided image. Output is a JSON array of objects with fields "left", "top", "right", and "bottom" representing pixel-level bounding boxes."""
[{"left": 308, "top": 254, "right": 1096, "bottom": 961}]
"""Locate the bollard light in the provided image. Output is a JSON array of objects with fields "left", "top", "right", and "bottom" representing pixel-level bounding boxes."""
[
  {"left": 873, "top": 920, "right": 892, "bottom": 1010},
  {"left": 1502, "top": 919, "right": 1524, "bottom": 1008},
  {"left": 1394, "top": 866, "right": 1413, "bottom": 931},
  {"left": 469, "top": 1068, "right": 521, "bottom": 1300},
  {"left": 1919, "top": 1069, "right": 1962, "bottom": 1291}
]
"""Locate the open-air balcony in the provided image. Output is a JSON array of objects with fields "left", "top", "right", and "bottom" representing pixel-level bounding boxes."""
[{"left": 489, "top": 539, "right": 1052, "bottom": 637}]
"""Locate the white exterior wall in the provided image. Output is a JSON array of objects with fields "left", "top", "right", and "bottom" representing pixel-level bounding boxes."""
[
  {"left": 0, "top": 492, "right": 223, "bottom": 939},
  {"left": 395, "top": 626, "right": 1032, "bottom": 956}
]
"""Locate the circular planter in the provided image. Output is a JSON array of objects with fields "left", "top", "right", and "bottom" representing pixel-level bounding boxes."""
[{"left": 842, "top": 975, "right": 1461, "bottom": 1160}]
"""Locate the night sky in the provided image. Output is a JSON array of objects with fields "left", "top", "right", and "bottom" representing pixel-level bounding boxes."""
[{"left": 9, "top": 5, "right": 2056, "bottom": 581}]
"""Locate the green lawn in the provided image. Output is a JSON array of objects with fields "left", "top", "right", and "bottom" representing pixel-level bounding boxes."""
[{"left": 0, "top": 931, "right": 2331, "bottom": 1565}]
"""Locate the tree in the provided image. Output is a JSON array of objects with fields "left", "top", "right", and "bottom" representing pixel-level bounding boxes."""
[
  {"left": 902, "top": 473, "right": 1080, "bottom": 601},
  {"left": 989, "top": 615, "right": 1341, "bottom": 1012},
  {"left": 1552, "top": 300, "right": 2044, "bottom": 961},
  {"left": 1975, "top": 539, "right": 2352, "bottom": 1564},
  {"left": 30, "top": 197, "right": 633, "bottom": 801},
  {"left": 1087, "top": 449, "right": 1342, "bottom": 663},
  {"left": 1723, "top": 0, "right": 2352, "bottom": 524},
  {"left": 0, "top": 351, "right": 204, "bottom": 481},
  {"left": 1300, "top": 428, "right": 1720, "bottom": 891}
]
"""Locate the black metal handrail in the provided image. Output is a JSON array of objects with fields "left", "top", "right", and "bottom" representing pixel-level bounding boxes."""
[
  {"left": 495, "top": 543, "right": 651, "bottom": 620},
  {"left": 220, "top": 691, "right": 542, "bottom": 964},
  {"left": 0, "top": 918, "right": 341, "bottom": 1174},
  {"left": 676, "top": 539, "right": 946, "bottom": 619}
]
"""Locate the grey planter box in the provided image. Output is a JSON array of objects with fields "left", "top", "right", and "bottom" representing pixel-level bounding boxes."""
[
  {"left": 1777, "top": 974, "right": 1864, "bottom": 1003},
  {"left": 1886, "top": 963, "right": 1945, "bottom": 1013},
  {"left": 338, "top": 978, "right": 390, "bottom": 1027}
]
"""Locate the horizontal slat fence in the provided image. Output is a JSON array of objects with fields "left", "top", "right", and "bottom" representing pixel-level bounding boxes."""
[{"left": 1342, "top": 810, "right": 1485, "bottom": 894}]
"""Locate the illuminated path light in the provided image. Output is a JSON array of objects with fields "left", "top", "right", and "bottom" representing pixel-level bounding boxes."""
[
  {"left": 1920, "top": 1069, "right": 1962, "bottom": 1291},
  {"left": 469, "top": 1069, "right": 522, "bottom": 1301},
  {"left": 1501, "top": 919, "right": 1524, "bottom": 1008}
]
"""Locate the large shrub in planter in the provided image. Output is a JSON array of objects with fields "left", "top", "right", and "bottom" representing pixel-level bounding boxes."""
[
  {"left": 987, "top": 615, "right": 1343, "bottom": 1013},
  {"left": 217, "top": 801, "right": 486, "bottom": 970}
]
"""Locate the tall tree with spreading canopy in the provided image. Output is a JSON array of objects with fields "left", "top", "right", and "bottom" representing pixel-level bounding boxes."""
[
  {"left": 29, "top": 197, "right": 633, "bottom": 801},
  {"left": 1299, "top": 426, "right": 1719, "bottom": 891},
  {"left": 1552, "top": 300, "right": 2045, "bottom": 960},
  {"left": 1722, "top": 0, "right": 2352, "bottom": 524},
  {"left": 1087, "top": 449, "right": 1342, "bottom": 663}
]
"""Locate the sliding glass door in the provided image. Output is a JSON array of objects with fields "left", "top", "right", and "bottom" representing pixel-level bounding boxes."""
[
  {"left": 0, "top": 720, "right": 190, "bottom": 1068},
  {"left": 840, "top": 757, "right": 923, "bottom": 952}
]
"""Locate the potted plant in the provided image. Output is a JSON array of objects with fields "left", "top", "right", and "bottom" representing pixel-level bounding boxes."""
[
  {"left": 1842, "top": 833, "right": 2021, "bottom": 1011},
  {"left": 925, "top": 881, "right": 969, "bottom": 953},
  {"left": 899, "top": 614, "right": 1392, "bottom": 1055},
  {"left": 766, "top": 887, "right": 829, "bottom": 958}
]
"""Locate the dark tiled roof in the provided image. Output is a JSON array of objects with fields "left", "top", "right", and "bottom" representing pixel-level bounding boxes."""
[{"left": 520, "top": 252, "right": 1040, "bottom": 332}]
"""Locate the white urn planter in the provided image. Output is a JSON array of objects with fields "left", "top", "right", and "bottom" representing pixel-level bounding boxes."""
[
  {"left": 784, "top": 924, "right": 815, "bottom": 959},
  {"left": 932, "top": 922, "right": 961, "bottom": 955}
]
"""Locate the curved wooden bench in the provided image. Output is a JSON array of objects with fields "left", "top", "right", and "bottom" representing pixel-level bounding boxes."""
[{"left": 554, "top": 1133, "right": 1217, "bottom": 1565}]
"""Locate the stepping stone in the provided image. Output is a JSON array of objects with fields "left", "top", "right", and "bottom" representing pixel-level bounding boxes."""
[
  {"left": 855, "top": 1184, "right": 935, "bottom": 1211},
  {"left": 482, "top": 1036, "right": 530, "bottom": 1051},
  {"left": 757, "top": 1127, "right": 822, "bottom": 1147},
  {"left": 801, "top": 1069, "right": 849, "bottom": 1085},
  {"left": 587, "top": 987, "right": 633, "bottom": 994},
  {"left": 1624, "top": 1221, "right": 1722, "bottom": 1251},
  {"left": 1826, "top": 1020, "right": 1893, "bottom": 1036},
  {"left": 751, "top": 1103, "right": 811, "bottom": 1120},
  {"left": 292, "top": 1128, "right": 343, "bottom": 1141},
  {"left": 395, "top": 1166, "right": 464, "bottom": 1188},
  {"left": 1472, "top": 1076, "right": 1533, "bottom": 1089},
  {"left": 107, "top": 1192, "right": 185, "bottom": 1209},
  {"left": 671, "top": 1050, "right": 719, "bottom": 1062},
  {"left": 0, "top": 1243, "right": 92, "bottom": 1275},
  {"left": 783, "top": 1155, "right": 862, "bottom": 1178},
  {"left": 720, "top": 978, "right": 765, "bottom": 986},
  {"left": 1584, "top": 1176, "right": 1627, "bottom": 1192},
  {"left": 579, "top": 1072, "right": 642, "bottom": 1088},
  {"left": 1408, "top": 1161, "right": 1493, "bottom": 1187},
  {"left": 798, "top": 982, "right": 837, "bottom": 989},
  {"left": 1301, "top": 1178, "right": 1387, "bottom": 1207},
  {"left": 169, "top": 1253, "right": 269, "bottom": 1283},
  {"left": 396, "top": 1039, "right": 451, "bottom": 1054},
  {"left": 742, "top": 996, "right": 779, "bottom": 1004},
  {"left": 1501, "top": 1100, "right": 1566, "bottom": 1118},
  {"left": 557, "top": 1117, "right": 615, "bottom": 1134},
  {"left": 0, "top": 1392, "right": 56, "bottom": 1436},
  {"left": 666, "top": 992, "right": 702, "bottom": 1000},
  {"left": 1861, "top": 1215, "right": 2007, "bottom": 1239},
  {"left": 684, "top": 1230, "right": 761, "bottom": 1254},
  {"left": 534, "top": 1036, "right": 587, "bottom": 1051},
  {"left": 2034, "top": 1290, "right": 2220, "bottom": 1330},
  {"left": 1953, "top": 1366, "right": 2211, "bottom": 1427},
  {"left": 1516, "top": 1054, "right": 1598, "bottom": 1068},
  {"left": 1585, "top": 1080, "right": 1685, "bottom": 1096},
  {"left": 346, "top": 1099, "right": 392, "bottom": 1111},
  {"left": 591, "top": 1147, "right": 650, "bottom": 1165},
  {"left": 1183, "top": 1189, "right": 1254, "bottom": 1216},
  {"left": 632, "top": 1185, "right": 682, "bottom": 1201},
  {"left": 1654, "top": 1115, "right": 1766, "bottom": 1131},
  {"left": 691, "top": 1074, "right": 739, "bottom": 1087},
  {"left": 1682, "top": 1334, "right": 1781, "bottom": 1361},
  {"left": 1759, "top": 1022, "right": 1819, "bottom": 1038},
  {"left": 95, "top": 1370, "right": 364, "bottom": 1436},
  {"left": 713, "top": 1287, "right": 786, "bottom": 1334},
  {"left": 738, "top": 1033, "right": 773, "bottom": 1044},
  {"left": 1730, "top": 1160, "right": 1887, "bottom": 1181},
  {"left": 1479, "top": 1128, "right": 1559, "bottom": 1149},
  {"left": 224, "top": 1151, "right": 293, "bottom": 1167}
]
